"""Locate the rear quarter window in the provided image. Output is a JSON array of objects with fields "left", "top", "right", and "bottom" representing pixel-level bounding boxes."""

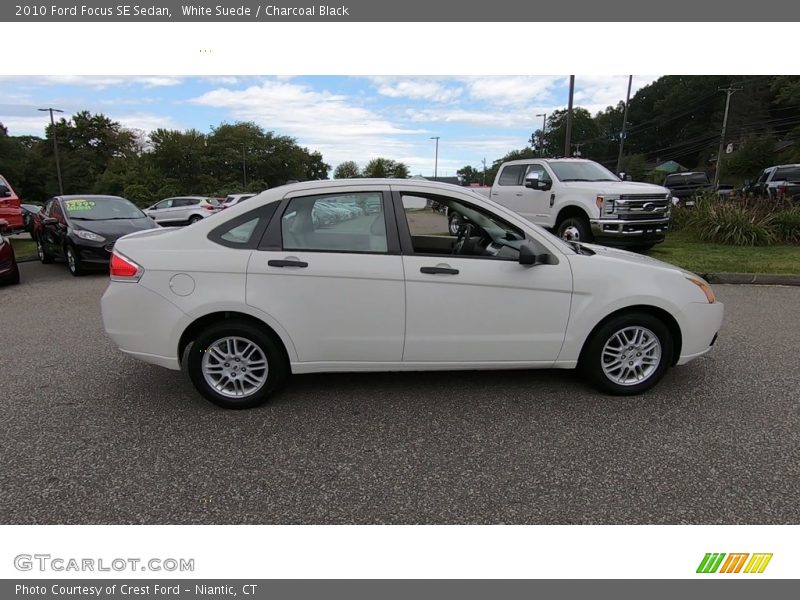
[{"left": 208, "top": 202, "right": 278, "bottom": 249}]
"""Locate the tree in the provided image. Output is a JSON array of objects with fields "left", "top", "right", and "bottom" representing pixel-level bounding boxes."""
[
  {"left": 542, "top": 108, "right": 598, "bottom": 159},
  {"left": 363, "top": 158, "right": 409, "bottom": 178},
  {"left": 334, "top": 161, "right": 361, "bottom": 179},
  {"left": 457, "top": 165, "right": 483, "bottom": 185}
]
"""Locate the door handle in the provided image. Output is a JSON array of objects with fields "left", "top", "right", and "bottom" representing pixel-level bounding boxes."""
[
  {"left": 268, "top": 259, "right": 308, "bottom": 268},
  {"left": 420, "top": 266, "right": 459, "bottom": 275},
  {"left": 515, "top": 192, "right": 523, "bottom": 196},
  {"left": 491, "top": 191, "right": 499, "bottom": 196}
]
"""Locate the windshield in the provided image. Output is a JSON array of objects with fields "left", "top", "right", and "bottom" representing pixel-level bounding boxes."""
[
  {"left": 773, "top": 166, "right": 800, "bottom": 182},
  {"left": 63, "top": 197, "right": 145, "bottom": 220},
  {"left": 549, "top": 161, "right": 620, "bottom": 183},
  {"left": 665, "top": 173, "right": 708, "bottom": 185}
]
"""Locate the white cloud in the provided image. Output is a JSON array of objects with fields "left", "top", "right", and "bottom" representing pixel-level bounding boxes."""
[
  {"left": 464, "top": 76, "right": 564, "bottom": 106},
  {"left": 190, "top": 80, "right": 428, "bottom": 167},
  {"left": 573, "top": 75, "right": 659, "bottom": 114},
  {"left": 370, "top": 77, "right": 463, "bottom": 103},
  {"left": 0, "top": 75, "right": 181, "bottom": 89},
  {"left": 0, "top": 112, "right": 179, "bottom": 137}
]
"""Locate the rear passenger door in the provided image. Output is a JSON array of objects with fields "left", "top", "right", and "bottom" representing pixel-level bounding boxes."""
[{"left": 246, "top": 188, "right": 407, "bottom": 364}]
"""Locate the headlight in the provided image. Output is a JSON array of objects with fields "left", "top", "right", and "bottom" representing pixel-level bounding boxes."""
[
  {"left": 596, "top": 195, "right": 620, "bottom": 218},
  {"left": 74, "top": 229, "right": 106, "bottom": 242},
  {"left": 686, "top": 277, "right": 716, "bottom": 304}
]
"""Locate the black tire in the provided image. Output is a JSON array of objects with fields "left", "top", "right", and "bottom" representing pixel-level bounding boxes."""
[
  {"left": 65, "top": 245, "right": 85, "bottom": 276},
  {"left": 580, "top": 311, "right": 673, "bottom": 396},
  {"left": 186, "top": 319, "right": 289, "bottom": 409},
  {"left": 188, "top": 215, "right": 203, "bottom": 225},
  {"left": 556, "top": 215, "right": 593, "bottom": 243},
  {"left": 36, "top": 236, "right": 54, "bottom": 264},
  {"left": 4, "top": 264, "right": 20, "bottom": 285}
]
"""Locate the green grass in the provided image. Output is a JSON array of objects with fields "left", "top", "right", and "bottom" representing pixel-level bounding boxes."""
[
  {"left": 9, "top": 238, "right": 37, "bottom": 261},
  {"left": 649, "top": 230, "right": 800, "bottom": 275}
]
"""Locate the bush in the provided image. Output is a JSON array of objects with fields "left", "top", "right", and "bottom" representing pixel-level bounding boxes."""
[
  {"left": 689, "top": 198, "right": 775, "bottom": 246},
  {"left": 773, "top": 208, "right": 800, "bottom": 244}
]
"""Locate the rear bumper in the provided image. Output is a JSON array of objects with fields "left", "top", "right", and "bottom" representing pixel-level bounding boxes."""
[{"left": 591, "top": 218, "right": 670, "bottom": 245}]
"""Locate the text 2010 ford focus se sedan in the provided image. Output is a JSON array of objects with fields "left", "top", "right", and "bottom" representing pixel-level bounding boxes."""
[{"left": 101, "top": 180, "right": 723, "bottom": 409}]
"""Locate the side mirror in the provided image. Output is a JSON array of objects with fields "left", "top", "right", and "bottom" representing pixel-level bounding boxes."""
[
  {"left": 42, "top": 217, "right": 58, "bottom": 225},
  {"left": 524, "top": 177, "right": 551, "bottom": 191},
  {"left": 0, "top": 185, "right": 10, "bottom": 198},
  {"left": 518, "top": 243, "right": 538, "bottom": 266}
]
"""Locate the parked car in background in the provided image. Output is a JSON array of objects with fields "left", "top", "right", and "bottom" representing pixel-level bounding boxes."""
[
  {"left": 0, "top": 175, "right": 24, "bottom": 233},
  {"left": 662, "top": 172, "right": 726, "bottom": 206},
  {"left": 222, "top": 193, "right": 257, "bottom": 208},
  {"left": 744, "top": 164, "right": 800, "bottom": 201},
  {"left": 20, "top": 204, "right": 42, "bottom": 233},
  {"left": 480, "top": 158, "right": 671, "bottom": 251},
  {"left": 102, "top": 179, "right": 722, "bottom": 409},
  {"left": 0, "top": 220, "right": 20, "bottom": 285},
  {"left": 33, "top": 195, "right": 159, "bottom": 276},
  {"left": 144, "top": 196, "right": 221, "bottom": 225}
]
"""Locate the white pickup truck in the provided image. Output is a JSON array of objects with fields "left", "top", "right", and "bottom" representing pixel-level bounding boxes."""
[{"left": 465, "top": 158, "right": 672, "bottom": 250}]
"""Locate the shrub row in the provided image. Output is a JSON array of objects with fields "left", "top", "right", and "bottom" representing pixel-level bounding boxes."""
[{"left": 671, "top": 193, "right": 800, "bottom": 246}]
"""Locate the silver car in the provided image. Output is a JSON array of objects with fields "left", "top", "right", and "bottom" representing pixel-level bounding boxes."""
[{"left": 145, "top": 196, "right": 221, "bottom": 225}]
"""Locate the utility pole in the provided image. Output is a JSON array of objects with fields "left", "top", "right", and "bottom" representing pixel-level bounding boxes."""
[
  {"left": 564, "top": 76, "right": 575, "bottom": 157},
  {"left": 481, "top": 157, "right": 487, "bottom": 186},
  {"left": 536, "top": 112, "right": 546, "bottom": 157},
  {"left": 714, "top": 86, "right": 741, "bottom": 188},
  {"left": 241, "top": 143, "right": 247, "bottom": 188},
  {"left": 38, "top": 107, "right": 64, "bottom": 195},
  {"left": 430, "top": 136, "right": 440, "bottom": 179},
  {"left": 616, "top": 75, "right": 633, "bottom": 175}
]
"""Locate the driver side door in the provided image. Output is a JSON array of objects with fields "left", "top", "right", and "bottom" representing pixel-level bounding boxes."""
[{"left": 394, "top": 190, "right": 572, "bottom": 364}]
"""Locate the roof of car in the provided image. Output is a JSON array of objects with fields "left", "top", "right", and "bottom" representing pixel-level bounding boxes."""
[
  {"left": 499, "top": 158, "right": 595, "bottom": 166},
  {"left": 57, "top": 194, "right": 126, "bottom": 200}
]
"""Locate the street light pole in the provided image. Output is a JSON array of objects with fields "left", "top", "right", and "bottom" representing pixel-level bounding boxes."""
[
  {"left": 714, "top": 86, "right": 741, "bottom": 188},
  {"left": 536, "top": 112, "right": 546, "bottom": 157},
  {"left": 38, "top": 107, "right": 64, "bottom": 195},
  {"left": 616, "top": 75, "right": 633, "bottom": 175},
  {"left": 564, "top": 76, "right": 575, "bottom": 157},
  {"left": 481, "top": 157, "right": 487, "bottom": 186},
  {"left": 430, "top": 136, "right": 440, "bottom": 179}
]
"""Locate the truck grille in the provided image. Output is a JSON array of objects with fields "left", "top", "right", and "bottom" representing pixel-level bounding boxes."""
[{"left": 616, "top": 194, "right": 670, "bottom": 220}]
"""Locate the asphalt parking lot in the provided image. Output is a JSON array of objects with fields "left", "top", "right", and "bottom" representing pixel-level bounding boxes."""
[{"left": 1, "top": 261, "right": 798, "bottom": 524}]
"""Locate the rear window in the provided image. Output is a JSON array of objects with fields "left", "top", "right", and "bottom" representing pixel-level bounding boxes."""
[
  {"left": 206, "top": 197, "right": 220, "bottom": 206},
  {"left": 773, "top": 167, "right": 800, "bottom": 181},
  {"left": 498, "top": 165, "right": 525, "bottom": 186}
]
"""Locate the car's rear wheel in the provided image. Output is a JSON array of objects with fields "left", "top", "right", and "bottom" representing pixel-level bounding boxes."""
[
  {"left": 36, "top": 237, "right": 54, "bottom": 264},
  {"left": 581, "top": 312, "right": 673, "bottom": 395},
  {"left": 188, "top": 215, "right": 202, "bottom": 225},
  {"left": 186, "top": 320, "right": 288, "bottom": 409},
  {"left": 65, "top": 245, "right": 85, "bottom": 276},
  {"left": 556, "top": 216, "right": 593, "bottom": 243}
]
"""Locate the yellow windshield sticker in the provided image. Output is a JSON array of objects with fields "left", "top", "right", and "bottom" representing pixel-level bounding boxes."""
[{"left": 64, "top": 199, "right": 96, "bottom": 211}]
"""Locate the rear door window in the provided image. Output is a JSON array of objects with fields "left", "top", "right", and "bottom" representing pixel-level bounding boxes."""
[{"left": 498, "top": 165, "right": 525, "bottom": 186}]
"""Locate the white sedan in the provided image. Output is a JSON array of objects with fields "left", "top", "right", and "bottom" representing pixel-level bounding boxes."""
[{"left": 101, "top": 179, "right": 723, "bottom": 409}]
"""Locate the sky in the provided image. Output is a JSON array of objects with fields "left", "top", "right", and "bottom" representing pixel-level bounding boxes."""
[{"left": 0, "top": 75, "right": 658, "bottom": 176}]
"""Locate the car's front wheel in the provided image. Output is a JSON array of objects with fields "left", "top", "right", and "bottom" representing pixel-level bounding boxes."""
[
  {"left": 65, "top": 245, "right": 85, "bottom": 276},
  {"left": 581, "top": 312, "right": 673, "bottom": 395},
  {"left": 36, "top": 237, "right": 54, "bottom": 264},
  {"left": 186, "top": 320, "right": 289, "bottom": 409},
  {"left": 556, "top": 216, "right": 593, "bottom": 243}
]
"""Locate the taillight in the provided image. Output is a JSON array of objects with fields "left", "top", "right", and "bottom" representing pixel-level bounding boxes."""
[
  {"left": 110, "top": 251, "right": 143, "bottom": 282},
  {"left": 204, "top": 204, "right": 217, "bottom": 210}
]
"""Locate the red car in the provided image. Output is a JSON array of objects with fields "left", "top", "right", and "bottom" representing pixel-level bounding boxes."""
[
  {"left": 0, "top": 175, "right": 24, "bottom": 233},
  {"left": 0, "top": 219, "right": 20, "bottom": 285}
]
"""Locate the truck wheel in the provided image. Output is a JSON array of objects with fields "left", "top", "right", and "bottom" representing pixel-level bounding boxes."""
[
  {"left": 556, "top": 216, "right": 593, "bottom": 243},
  {"left": 580, "top": 312, "right": 673, "bottom": 396}
]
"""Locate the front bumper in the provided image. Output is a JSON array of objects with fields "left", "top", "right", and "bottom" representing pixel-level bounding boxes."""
[
  {"left": 74, "top": 240, "right": 116, "bottom": 267},
  {"left": 676, "top": 301, "right": 724, "bottom": 365},
  {"left": 591, "top": 218, "right": 670, "bottom": 244}
]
